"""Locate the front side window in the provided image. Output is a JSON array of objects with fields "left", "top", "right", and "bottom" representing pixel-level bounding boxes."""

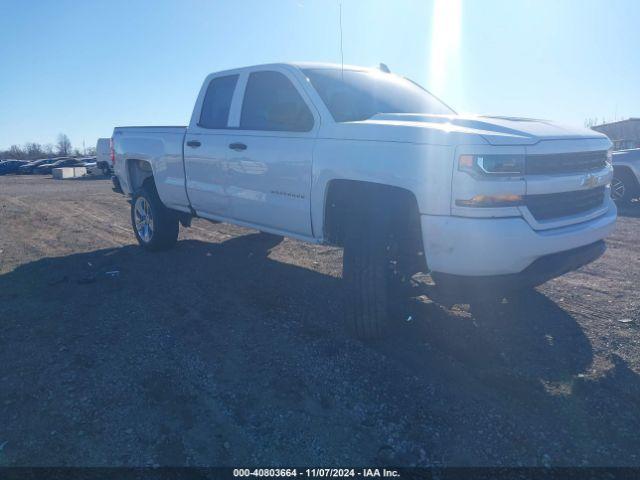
[
  {"left": 240, "top": 71, "right": 314, "bottom": 132},
  {"left": 303, "top": 68, "right": 454, "bottom": 123},
  {"left": 199, "top": 74, "right": 239, "bottom": 129}
]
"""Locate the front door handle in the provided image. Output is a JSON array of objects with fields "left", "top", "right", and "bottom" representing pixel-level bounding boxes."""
[
  {"left": 229, "top": 142, "right": 247, "bottom": 151},
  {"left": 186, "top": 140, "right": 201, "bottom": 148}
]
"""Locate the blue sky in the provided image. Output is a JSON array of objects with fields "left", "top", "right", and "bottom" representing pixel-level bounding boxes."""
[{"left": 0, "top": 0, "right": 638, "bottom": 151}]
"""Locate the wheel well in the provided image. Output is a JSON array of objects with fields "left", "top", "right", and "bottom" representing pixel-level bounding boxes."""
[
  {"left": 127, "top": 159, "right": 191, "bottom": 226},
  {"left": 324, "top": 180, "right": 426, "bottom": 273},
  {"left": 613, "top": 165, "right": 640, "bottom": 192},
  {"left": 126, "top": 159, "right": 154, "bottom": 192}
]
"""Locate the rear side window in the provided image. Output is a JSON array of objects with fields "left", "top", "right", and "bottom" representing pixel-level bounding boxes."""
[
  {"left": 240, "top": 71, "right": 314, "bottom": 132},
  {"left": 199, "top": 74, "right": 239, "bottom": 129}
]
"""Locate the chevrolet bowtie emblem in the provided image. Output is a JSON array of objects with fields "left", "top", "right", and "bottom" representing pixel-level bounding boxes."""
[{"left": 582, "top": 173, "right": 599, "bottom": 188}]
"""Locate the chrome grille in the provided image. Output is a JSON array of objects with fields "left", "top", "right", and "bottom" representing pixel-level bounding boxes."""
[
  {"left": 525, "top": 186, "right": 605, "bottom": 221},
  {"left": 526, "top": 151, "right": 607, "bottom": 175}
]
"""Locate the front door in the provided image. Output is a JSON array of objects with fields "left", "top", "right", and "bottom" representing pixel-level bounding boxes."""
[{"left": 225, "top": 68, "right": 317, "bottom": 237}]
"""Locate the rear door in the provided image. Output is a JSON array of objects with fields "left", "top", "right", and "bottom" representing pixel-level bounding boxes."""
[
  {"left": 184, "top": 72, "right": 241, "bottom": 217},
  {"left": 225, "top": 67, "right": 318, "bottom": 237}
]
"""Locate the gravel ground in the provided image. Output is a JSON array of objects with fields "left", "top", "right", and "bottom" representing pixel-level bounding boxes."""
[{"left": 0, "top": 175, "right": 639, "bottom": 467}]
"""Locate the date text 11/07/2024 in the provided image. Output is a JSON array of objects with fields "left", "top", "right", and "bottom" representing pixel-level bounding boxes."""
[{"left": 233, "top": 468, "right": 401, "bottom": 478}]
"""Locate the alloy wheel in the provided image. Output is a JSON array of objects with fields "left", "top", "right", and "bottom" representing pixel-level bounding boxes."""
[{"left": 134, "top": 197, "right": 154, "bottom": 243}]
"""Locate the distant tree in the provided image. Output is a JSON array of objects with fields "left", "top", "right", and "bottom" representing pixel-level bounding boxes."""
[
  {"left": 8, "top": 145, "right": 26, "bottom": 159},
  {"left": 43, "top": 144, "right": 55, "bottom": 156},
  {"left": 56, "top": 133, "right": 72, "bottom": 156},
  {"left": 85, "top": 146, "right": 97, "bottom": 156},
  {"left": 25, "top": 142, "right": 44, "bottom": 159}
]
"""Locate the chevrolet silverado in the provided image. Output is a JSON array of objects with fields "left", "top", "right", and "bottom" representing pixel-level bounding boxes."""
[{"left": 112, "top": 62, "right": 616, "bottom": 338}]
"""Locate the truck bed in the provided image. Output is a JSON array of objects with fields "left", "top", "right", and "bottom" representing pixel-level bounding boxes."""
[{"left": 112, "top": 126, "right": 189, "bottom": 210}]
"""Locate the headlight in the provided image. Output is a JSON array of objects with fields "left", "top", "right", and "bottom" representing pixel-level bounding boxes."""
[
  {"left": 455, "top": 194, "right": 523, "bottom": 208},
  {"left": 459, "top": 154, "right": 525, "bottom": 176}
]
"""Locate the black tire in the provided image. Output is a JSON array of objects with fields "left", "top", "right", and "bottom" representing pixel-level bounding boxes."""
[
  {"left": 342, "top": 226, "right": 391, "bottom": 339},
  {"left": 131, "top": 181, "right": 179, "bottom": 251},
  {"left": 611, "top": 170, "right": 637, "bottom": 204}
]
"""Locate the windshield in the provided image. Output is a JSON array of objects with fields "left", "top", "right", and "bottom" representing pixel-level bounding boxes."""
[{"left": 303, "top": 68, "right": 455, "bottom": 122}]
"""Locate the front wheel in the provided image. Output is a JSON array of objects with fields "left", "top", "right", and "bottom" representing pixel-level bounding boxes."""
[
  {"left": 131, "top": 183, "right": 179, "bottom": 251},
  {"left": 611, "top": 171, "right": 636, "bottom": 203},
  {"left": 342, "top": 229, "right": 391, "bottom": 339}
]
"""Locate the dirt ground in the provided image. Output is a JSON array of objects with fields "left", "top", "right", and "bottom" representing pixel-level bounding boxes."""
[{"left": 0, "top": 175, "right": 639, "bottom": 467}]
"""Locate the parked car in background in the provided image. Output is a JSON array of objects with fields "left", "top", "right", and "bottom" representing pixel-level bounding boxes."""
[
  {"left": 0, "top": 160, "right": 28, "bottom": 175},
  {"left": 611, "top": 148, "right": 640, "bottom": 203},
  {"left": 76, "top": 157, "right": 96, "bottom": 165},
  {"left": 112, "top": 62, "right": 616, "bottom": 338},
  {"left": 35, "top": 157, "right": 82, "bottom": 174},
  {"left": 18, "top": 158, "right": 56, "bottom": 174},
  {"left": 96, "top": 138, "right": 112, "bottom": 175},
  {"left": 78, "top": 157, "right": 101, "bottom": 175},
  {"left": 28, "top": 157, "right": 67, "bottom": 174}
]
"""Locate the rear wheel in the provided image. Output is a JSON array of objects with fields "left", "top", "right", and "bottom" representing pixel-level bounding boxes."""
[{"left": 131, "top": 182, "right": 179, "bottom": 251}]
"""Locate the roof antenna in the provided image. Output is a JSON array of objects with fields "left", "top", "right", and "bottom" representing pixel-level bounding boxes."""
[
  {"left": 379, "top": 63, "right": 391, "bottom": 73},
  {"left": 339, "top": 1, "right": 344, "bottom": 80}
]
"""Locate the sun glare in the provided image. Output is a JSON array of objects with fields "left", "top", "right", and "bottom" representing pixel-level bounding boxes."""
[{"left": 428, "top": 0, "right": 462, "bottom": 98}]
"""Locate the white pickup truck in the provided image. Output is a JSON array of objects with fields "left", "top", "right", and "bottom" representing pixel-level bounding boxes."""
[{"left": 112, "top": 62, "right": 616, "bottom": 338}]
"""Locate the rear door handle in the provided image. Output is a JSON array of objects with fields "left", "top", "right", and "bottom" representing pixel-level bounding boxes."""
[
  {"left": 229, "top": 142, "right": 247, "bottom": 151},
  {"left": 186, "top": 140, "right": 201, "bottom": 148}
]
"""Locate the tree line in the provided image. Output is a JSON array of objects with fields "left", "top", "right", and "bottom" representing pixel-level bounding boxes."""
[{"left": 0, "top": 133, "right": 96, "bottom": 160}]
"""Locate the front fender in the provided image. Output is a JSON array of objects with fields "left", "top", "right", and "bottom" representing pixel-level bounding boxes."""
[{"left": 310, "top": 139, "right": 454, "bottom": 239}]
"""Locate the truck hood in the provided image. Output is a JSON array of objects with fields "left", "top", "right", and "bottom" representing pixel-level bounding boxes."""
[{"left": 342, "top": 113, "right": 606, "bottom": 146}]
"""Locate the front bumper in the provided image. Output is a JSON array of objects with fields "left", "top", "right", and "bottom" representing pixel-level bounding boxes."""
[
  {"left": 431, "top": 240, "right": 605, "bottom": 298},
  {"left": 421, "top": 199, "right": 616, "bottom": 277}
]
